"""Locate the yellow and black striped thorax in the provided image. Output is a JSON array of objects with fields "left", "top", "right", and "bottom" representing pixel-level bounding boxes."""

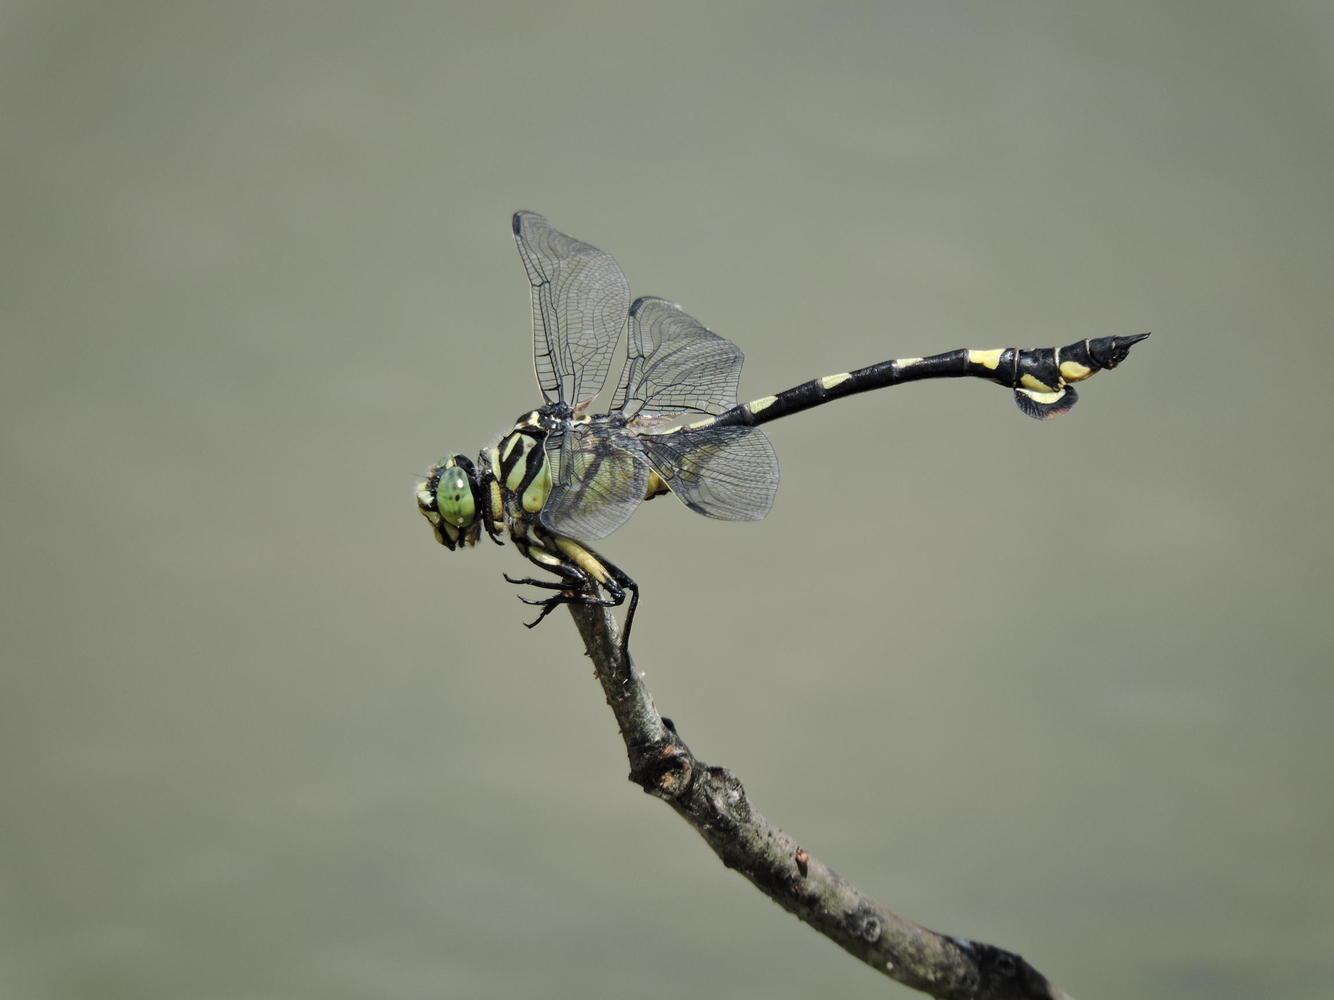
[{"left": 489, "top": 411, "right": 554, "bottom": 516}]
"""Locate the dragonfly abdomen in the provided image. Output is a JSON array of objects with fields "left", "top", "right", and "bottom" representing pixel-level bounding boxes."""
[{"left": 705, "top": 333, "right": 1149, "bottom": 427}]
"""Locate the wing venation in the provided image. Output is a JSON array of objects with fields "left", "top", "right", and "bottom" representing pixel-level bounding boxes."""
[
  {"left": 638, "top": 424, "right": 778, "bottom": 522},
  {"left": 610, "top": 296, "right": 746, "bottom": 418},
  {"left": 513, "top": 211, "right": 630, "bottom": 406}
]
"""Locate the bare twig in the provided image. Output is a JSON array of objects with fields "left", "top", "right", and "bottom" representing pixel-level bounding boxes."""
[{"left": 566, "top": 601, "right": 1074, "bottom": 1000}]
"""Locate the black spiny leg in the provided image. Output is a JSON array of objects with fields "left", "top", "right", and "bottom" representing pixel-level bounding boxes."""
[
  {"left": 513, "top": 585, "right": 622, "bottom": 629},
  {"left": 513, "top": 588, "right": 584, "bottom": 629},
  {"left": 503, "top": 555, "right": 589, "bottom": 630},
  {"left": 506, "top": 537, "right": 610, "bottom": 630},
  {"left": 501, "top": 569, "right": 601, "bottom": 630},
  {"left": 508, "top": 533, "right": 641, "bottom": 652},
  {"left": 547, "top": 536, "right": 641, "bottom": 653},
  {"left": 594, "top": 557, "right": 639, "bottom": 653}
]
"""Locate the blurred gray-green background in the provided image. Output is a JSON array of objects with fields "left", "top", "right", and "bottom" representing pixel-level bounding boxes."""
[{"left": 4, "top": 3, "right": 1331, "bottom": 998}]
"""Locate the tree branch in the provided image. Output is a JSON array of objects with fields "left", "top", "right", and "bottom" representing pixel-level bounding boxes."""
[{"left": 566, "top": 601, "right": 1074, "bottom": 1000}]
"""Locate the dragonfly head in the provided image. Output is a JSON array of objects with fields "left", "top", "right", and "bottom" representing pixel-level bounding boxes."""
[{"left": 417, "top": 454, "right": 483, "bottom": 550}]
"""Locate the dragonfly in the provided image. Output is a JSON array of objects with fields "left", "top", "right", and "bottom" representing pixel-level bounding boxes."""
[{"left": 417, "top": 212, "right": 1149, "bottom": 649}]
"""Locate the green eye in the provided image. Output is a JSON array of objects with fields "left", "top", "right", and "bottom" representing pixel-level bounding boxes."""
[{"left": 437, "top": 466, "right": 476, "bottom": 527}]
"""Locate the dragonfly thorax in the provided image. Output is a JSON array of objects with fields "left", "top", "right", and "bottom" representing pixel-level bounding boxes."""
[{"left": 489, "top": 423, "right": 553, "bottom": 517}]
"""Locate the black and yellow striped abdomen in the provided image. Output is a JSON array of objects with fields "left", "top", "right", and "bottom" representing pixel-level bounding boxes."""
[{"left": 695, "top": 333, "right": 1150, "bottom": 429}]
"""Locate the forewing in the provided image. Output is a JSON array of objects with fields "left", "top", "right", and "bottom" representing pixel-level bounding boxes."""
[
  {"left": 638, "top": 424, "right": 778, "bottom": 522},
  {"left": 513, "top": 212, "right": 630, "bottom": 406},
  {"left": 610, "top": 296, "right": 746, "bottom": 418},
  {"left": 540, "top": 423, "right": 650, "bottom": 543}
]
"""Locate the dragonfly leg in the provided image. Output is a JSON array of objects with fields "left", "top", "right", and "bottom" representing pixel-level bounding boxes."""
[
  {"left": 476, "top": 467, "right": 506, "bottom": 546},
  {"left": 507, "top": 535, "right": 610, "bottom": 628},
  {"left": 543, "top": 533, "right": 643, "bottom": 652},
  {"left": 503, "top": 573, "right": 576, "bottom": 590},
  {"left": 512, "top": 579, "right": 621, "bottom": 630},
  {"left": 518, "top": 592, "right": 591, "bottom": 629},
  {"left": 595, "top": 560, "right": 639, "bottom": 652},
  {"left": 506, "top": 531, "right": 641, "bottom": 651}
]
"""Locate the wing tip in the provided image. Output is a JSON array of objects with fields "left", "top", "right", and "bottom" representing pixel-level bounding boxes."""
[
  {"left": 513, "top": 210, "right": 539, "bottom": 235},
  {"left": 630, "top": 295, "right": 684, "bottom": 318}
]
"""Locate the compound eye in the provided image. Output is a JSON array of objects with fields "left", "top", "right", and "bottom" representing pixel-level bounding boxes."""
[{"left": 437, "top": 465, "right": 476, "bottom": 528}]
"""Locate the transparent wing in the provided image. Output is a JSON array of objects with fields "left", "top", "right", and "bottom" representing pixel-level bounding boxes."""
[
  {"left": 540, "top": 423, "right": 650, "bottom": 543},
  {"left": 638, "top": 424, "right": 778, "bottom": 522},
  {"left": 610, "top": 296, "right": 746, "bottom": 418},
  {"left": 513, "top": 211, "right": 630, "bottom": 406}
]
